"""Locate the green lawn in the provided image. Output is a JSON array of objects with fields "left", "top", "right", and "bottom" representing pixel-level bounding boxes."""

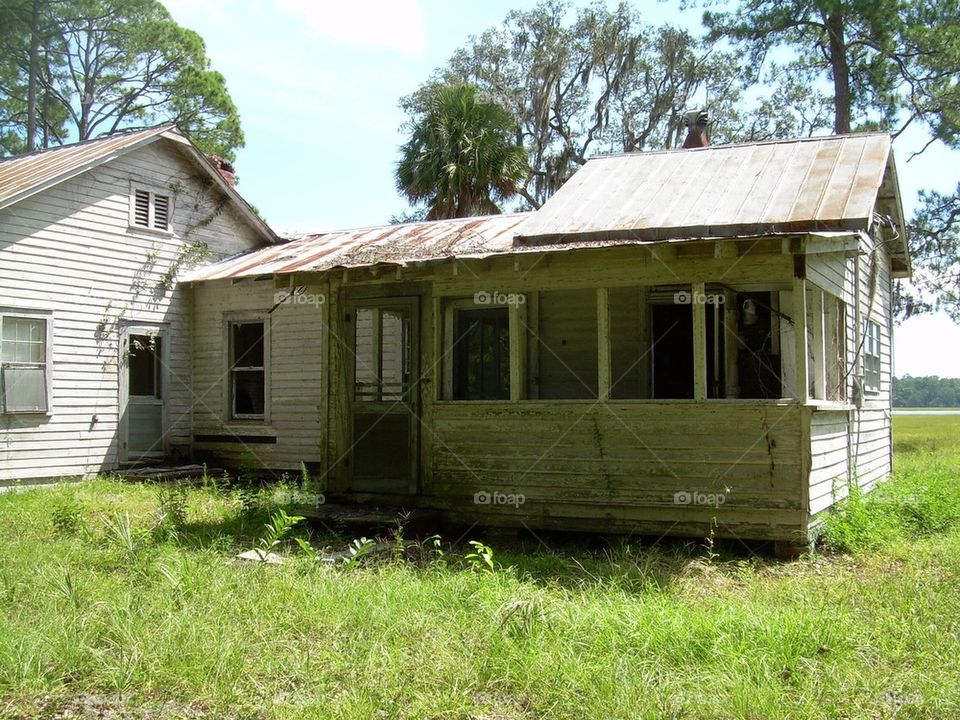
[{"left": 2, "top": 418, "right": 960, "bottom": 719}]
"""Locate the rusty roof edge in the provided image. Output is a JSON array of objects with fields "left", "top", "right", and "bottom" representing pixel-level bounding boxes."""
[
  {"left": 514, "top": 219, "right": 868, "bottom": 247},
  {"left": 0, "top": 125, "right": 172, "bottom": 211}
]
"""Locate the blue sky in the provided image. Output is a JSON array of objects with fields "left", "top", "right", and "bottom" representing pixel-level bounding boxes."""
[{"left": 162, "top": 0, "right": 960, "bottom": 377}]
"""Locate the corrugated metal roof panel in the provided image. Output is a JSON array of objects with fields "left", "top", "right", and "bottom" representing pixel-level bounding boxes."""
[
  {"left": 0, "top": 126, "right": 172, "bottom": 209},
  {"left": 186, "top": 133, "right": 901, "bottom": 281},
  {"left": 185, "top": 213, "right": 534, "bottom": 281},
  {"left": 516, "top": 133, "right": 892, "bottom": 243},
  {"left": 0, "top": 124, "right": 276, "bottom": 244}
]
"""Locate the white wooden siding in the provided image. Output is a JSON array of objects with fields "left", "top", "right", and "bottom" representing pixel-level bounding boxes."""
[
  {"left": 0, "top": 140, "right": 262, "bottom": 482},
  {"left": 190, "top": 278, "right": 324, "bottom": 471}
]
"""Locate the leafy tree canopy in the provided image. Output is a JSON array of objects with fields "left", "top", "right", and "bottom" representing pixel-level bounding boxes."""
[
  {"left": 396, "top": 83, "right": 527, "bottom": 220},
  {"left": 402, "top": 1, "right": 796, "bottom": 210},
  {"left": 0, "top": 0, "right": 243, "bottom": 158}
]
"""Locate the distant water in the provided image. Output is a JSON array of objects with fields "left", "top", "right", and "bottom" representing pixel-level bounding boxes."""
[{"left": 893, "top": 409, "right": 960, "bottom": 415}]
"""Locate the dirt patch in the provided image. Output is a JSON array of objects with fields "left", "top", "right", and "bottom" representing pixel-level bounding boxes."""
[{"left": 2, "top": 694, "right": 263, "bottom": 720}]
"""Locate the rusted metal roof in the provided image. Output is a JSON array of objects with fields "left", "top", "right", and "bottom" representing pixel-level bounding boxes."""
[
  {"left": 0, "top": 125, "right": 276, "bottom": 243},
  {"left": 0, "top": 126, "right": 172, "bottom": 209},
  {"left": 187, "top": 132, "right": 906, "bottom": 282},
  {"left": 516, "top": 133, "right": 894, "bottom": 245},
  {"left": 186, "top": 213, "right": 534, "bottom": 281}
]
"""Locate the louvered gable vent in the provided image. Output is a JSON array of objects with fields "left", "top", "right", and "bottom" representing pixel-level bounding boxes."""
[
  {"left": 153, "top": 193, "right": 170, "bottom": 230},
  {"left": 133, "top": 189, "right": 151, "bottom": 227},
  {"left": 131, "top": 188, "right": 172, "bottom": 231}
]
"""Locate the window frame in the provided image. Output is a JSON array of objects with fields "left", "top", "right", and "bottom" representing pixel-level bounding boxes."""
[
  {"left": 862, "top": 318, "right": 882, "bottom": 394},
  {"left": 442, "top": 298, "right": 519, "bottom": 401},
  {"left": 129, "top": 182, "right": 175, "bottom": 234},
  {"left": 0, "top": 309, "right": 53, "bottom": 415},
  {"left": 225, "top": 315, "right": 270, "bottom": 422}
]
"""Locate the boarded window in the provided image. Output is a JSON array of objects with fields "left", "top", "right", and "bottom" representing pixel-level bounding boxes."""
[
  {"left": 1, "top": 315, "right": 48, "bottom": 413},
  {"left": 452, "top": 307, "right": 509, "bottom": 400},
  {"left": 534, "top": 289, "right": 597, "bottom": 399},
  {"left": 131, "top": 188, "right": 172, "bottom": 231},
  {"left": 230, "top": 321, "right": 265, "bottom": 418},
  {"left": 609, "top": 287, "right": 644, "bottom": 399},
  {"left": 863, "top": 320, "right": 881, "bottom": 392}
]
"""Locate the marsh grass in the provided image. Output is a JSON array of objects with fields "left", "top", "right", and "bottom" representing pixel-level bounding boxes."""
[{"left": 0, "top": 417, "right": 958, "bottom": 719}]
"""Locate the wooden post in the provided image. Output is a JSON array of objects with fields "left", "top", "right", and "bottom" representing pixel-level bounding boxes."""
[
  {"left": 723, "top": 288, "right": 739, "bottom": 398},
  {"left": 810, "top": 288, "right": 826, "bottom": 400},
  {"left": 637, "top": 286, "right": 649, "bottom": 399},
  {"left": 509, "top": 298, "right": 526, "bottom": 401},
  {"left": 793, "top": 276, "right": 809, "bottom": 403},
  {"left": 526, "top": 291, "right": 540, "bottom": 400},
  {"left": 692, "top": 282, "right": 707, "bottom": 400},
  {"left": 431, "top": 296, "right": 442, "bottom": 403},
  {"left": 597, "top": 287, "right": 612, "bottom": 401},
  {"left": 442, "top": 302, "right": 455, "bottom": 401}
]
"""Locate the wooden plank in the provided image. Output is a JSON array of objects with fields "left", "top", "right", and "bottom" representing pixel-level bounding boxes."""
[
  {"left": 793, "top": 277, "right": 809, "bottom": 402},
  {"left": 509, "top": 298, "right": 526, "bottom": 401},
  {"left": 810, "top": 287, "right": 826, "bottom": 399},
  {"left": 692, "top": 282, "right": 707, "bottom": 400},
  {"left": 597, "top": 287, "right": 611, "bottom": 401},
  {"left": 724, "top": 288, "right": 740, "bottom": 398},
  {"left": 637, "top": 286, "right": 649, "bottom": 398}
]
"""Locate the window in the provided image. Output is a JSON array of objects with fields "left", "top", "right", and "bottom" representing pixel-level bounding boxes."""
[
  {"left": 128, "top": 334, "right": 162, "bottom": 399},
  {"left": 354, "top": 306, "right": 411, "bottom": 402},
  {"left": 1, "top": 314, "right": 49, "bottom": 413},
  {"left": 230, "top": 321, "right": 266, "bottom": 418},
  {"left": 452, "top": 307, "right": 510, "bottom": 400},
  {"left": 863, "top": 320, "right": 881, "bottom": 392},
  {"left": 131, "top": 187, "right": 172, "bottom": 231}
]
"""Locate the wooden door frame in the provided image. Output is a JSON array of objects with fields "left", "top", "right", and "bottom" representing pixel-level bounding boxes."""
[
  {"left": 119, "top": 322, "right": 169, "bottom": 463},
  {"left": 345, "top": 295, "right": 421, "bottom": 495}
]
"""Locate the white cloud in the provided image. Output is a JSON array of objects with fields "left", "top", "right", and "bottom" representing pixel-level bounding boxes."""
[{"left": 275, "top": 0, "right": 425, "bottom": 55}]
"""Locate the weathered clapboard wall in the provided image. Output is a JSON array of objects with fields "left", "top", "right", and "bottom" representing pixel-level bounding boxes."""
[
  {"left": 427, "top": 402, "right": 806, "bottom": 540},
  {"left": 189, "top": 276, "right": 325, "bottom": 472},
  {"left": 0, "top": 140, "right": 262, "bottom": 482},
  {"left": 805, "top": 230, "right": 894, "bottom": 523}
]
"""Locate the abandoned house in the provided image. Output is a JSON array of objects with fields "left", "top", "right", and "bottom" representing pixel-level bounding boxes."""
[{"left": 0, "top": 123, "right": 909, "bottom": 547}]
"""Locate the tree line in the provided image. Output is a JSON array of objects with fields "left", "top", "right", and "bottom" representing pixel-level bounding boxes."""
[{"left": 894, "top": 376, "right": 960, "bottom": 407}]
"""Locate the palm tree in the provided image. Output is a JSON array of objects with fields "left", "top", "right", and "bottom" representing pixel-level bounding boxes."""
[{"left": 396, "top": 83, "right": 527, "bottom": 220}]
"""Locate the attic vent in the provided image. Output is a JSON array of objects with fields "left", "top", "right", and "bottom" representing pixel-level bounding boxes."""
[
  {"left": 131, "top": 187, "right": 173, "bottom": 231},
  {"left": 133, "top": 189, "right": 150, "bottom": 227},
  {"left": 153, "top": 194, "right": 170, "bottom": 230}
]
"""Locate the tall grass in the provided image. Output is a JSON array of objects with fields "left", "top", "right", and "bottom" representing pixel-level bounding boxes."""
[
  {"left": 822, "top": 416, "right": 960, "bottom": 552},
  {"left": 0, "top": 416, "right": 958, "bottom": 718}
]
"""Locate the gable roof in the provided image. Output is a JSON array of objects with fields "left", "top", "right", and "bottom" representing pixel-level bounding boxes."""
[
  {"left": 516, "top": 132, "right": 899, "bottom": 244},
  {"left": 186, "top": 213, "right": 532, "bottom": 281},
  {"left": 0, "top": 125, "right": 276, "bottom": 243}
]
